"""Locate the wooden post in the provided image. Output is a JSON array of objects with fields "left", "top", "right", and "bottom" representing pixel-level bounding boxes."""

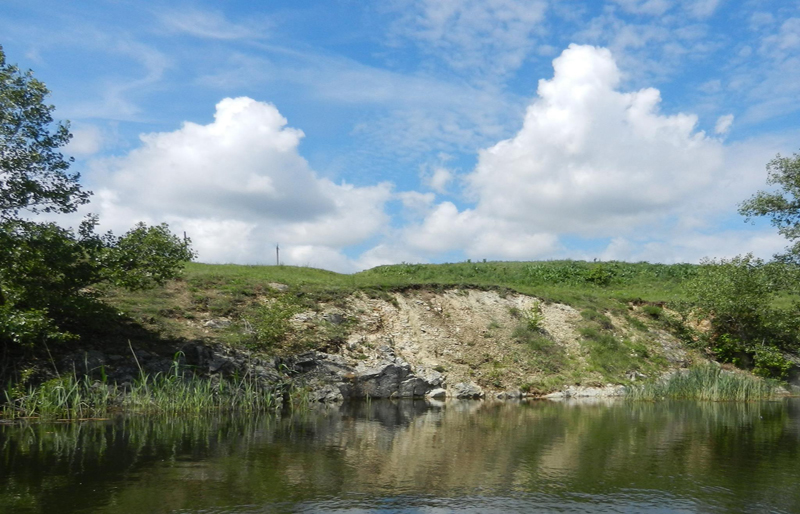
[{"left": 276, "top": 243, "right": 280, "bottom": 266}]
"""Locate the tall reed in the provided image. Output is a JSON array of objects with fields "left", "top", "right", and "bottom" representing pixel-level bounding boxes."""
[
  {"left": 2, "top": 360, "right": 282, "bottom": 420},
  {"left": 626, "top": 364, "right": 777, "bottom": 401}
]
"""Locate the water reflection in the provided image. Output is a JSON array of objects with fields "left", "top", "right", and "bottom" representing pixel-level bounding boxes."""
[{"left": 2, "top": 399, "right": 799, "bottom": 513}]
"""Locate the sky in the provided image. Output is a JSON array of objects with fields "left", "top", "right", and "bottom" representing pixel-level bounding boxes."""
[{"left": 2, "top": 0, "right": 799, "bottom": 272}]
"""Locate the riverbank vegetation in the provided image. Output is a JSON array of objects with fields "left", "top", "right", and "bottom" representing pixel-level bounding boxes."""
[
  {"left": 626, "top": 364, "right": 777, "bottom": 401},
  {"left": 2, "top": 361, "right": 286, "bottom": 420}
]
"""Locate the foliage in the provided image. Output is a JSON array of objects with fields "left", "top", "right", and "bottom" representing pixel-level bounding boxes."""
[
  {"left": 101, "top": 222, "right": 195, "bottom": 290},
  {"left": 523, "top": 302, "right": 544, "bottom": 331},
  {"left": 739, "top": 151, "right": 800, "bottom": 262},
  {"left": 0, "top": 47, "right": 194, "bottom": 350},
  {"left": 0, "top": 47, "right": 90, "bottom": 221},
  {"left": 244, "top": 296, "right": 302, "bottom": 351},
  {"left": 752, "top": 345, "right": 793, "bottom": 380},
  {"left": 683, "top": 255, "right": 799, "bottom": 378},
  {"left": 626, "top": 364, "right": 776, "bottom": 401}
]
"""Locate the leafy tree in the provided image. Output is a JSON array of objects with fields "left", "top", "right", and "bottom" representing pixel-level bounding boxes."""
[
  {"left": 0, "top": 47, "right": 89, "bottom": 221},
  {"left": 0, "top": 46, "right": 194, "bottom": 350},
  {"left": 683, "top": 255, "right": 798, "bottom": 379},
  {"left": 739, "top": 151, "right": 800, "bottom": 262}
]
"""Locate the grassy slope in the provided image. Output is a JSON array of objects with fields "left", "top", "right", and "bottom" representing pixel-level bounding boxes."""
[
  {"left": 105, "top": 260, "right": 698, "bottom": 332},
  {"left": 99, "top": 260, "right": 697, "bottom": 358}
]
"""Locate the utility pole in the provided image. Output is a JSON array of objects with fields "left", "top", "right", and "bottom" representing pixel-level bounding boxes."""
[{"left": 276, "top": 243, "right": 280, "bottom": 266}]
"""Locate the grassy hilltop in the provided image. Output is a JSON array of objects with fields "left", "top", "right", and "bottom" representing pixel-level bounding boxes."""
[{"left": 110, "top": 259, "right": 698, "bottom": 328}]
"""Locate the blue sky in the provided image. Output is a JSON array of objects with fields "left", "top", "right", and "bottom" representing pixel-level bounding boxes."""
[{"left": 2, "top": 0, "right": 799, "bottom": 271}]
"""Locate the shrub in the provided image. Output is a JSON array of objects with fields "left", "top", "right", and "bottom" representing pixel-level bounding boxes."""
[{"left": 244, "top": 297, "right": 301, "bottom": 350}]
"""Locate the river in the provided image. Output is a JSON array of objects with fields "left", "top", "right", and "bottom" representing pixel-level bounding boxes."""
[{"left": 2, "top": 398, "right": 799, "bottom": 513}]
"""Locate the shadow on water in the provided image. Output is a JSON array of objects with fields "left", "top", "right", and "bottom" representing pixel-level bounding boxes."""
[{"left": 1, "top": 399, "right": 799, "bottom": 513}]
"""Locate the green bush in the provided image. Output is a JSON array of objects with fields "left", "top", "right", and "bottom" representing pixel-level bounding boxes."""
[
  {"left": 244, "top": 297, "right": 301, "bottom": 350},
  {"left": 683, "top": 255, "right": 800, "bottom": 378},
  {"left": 753, "top": 346, "right": 792, "bottom": 380}
]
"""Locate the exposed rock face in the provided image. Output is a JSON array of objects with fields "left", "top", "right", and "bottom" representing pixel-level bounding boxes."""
[{"left": 283, "top": 351, "right": 445, "bottom": 401}]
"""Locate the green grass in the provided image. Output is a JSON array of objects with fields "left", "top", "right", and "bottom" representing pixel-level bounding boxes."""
[
  {"left": 626, "top": 364, "right": 777, "bottom": 401},
  {"left": 2, "top": 363, "right": 283, "bottom": 420},
  {"left": 179, "top": 260, "right": 700, "bottom": 306}
]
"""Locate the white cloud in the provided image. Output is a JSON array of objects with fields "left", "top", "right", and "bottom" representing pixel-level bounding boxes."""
[
  {"left": 197, "top": 50, "right": 521, "bottom": 161},
  {"left": 401, "top": 44, "right": 735, "bottom": 261},
  {"left": 715, "top": 114, "right": 734, "bottom": 135},
  {"left": 682, "top": 0, "right": 721, "bottom": 19},
  {"left": 610, "top": 0, "right": 720, "bottom": 18},
  {"left": 425, "top": 167, "right": 454, "bottom": 194},
  {"left": 612, "top": 0, "right": 673, "bottom": 16},
  {"left": 386, "top": 0, "right": 548, "bottom": 80},
  {"left": 468, "top": 44, "right": 724, "bottom": 234},
  {"left": 736, "top": 16, "right": 800, "bottom": 123},
  {"left": 66, "top": 124, "right": 104, "bottom": 156},
  {"left": 156, "top": 8, "right": 267, "bottom": 40},
  {"left": 600, "top": 231, "right": 788, "bottom": 263},
  {"left": 87, "top": 97, "right": 392, "bottom": 271}
]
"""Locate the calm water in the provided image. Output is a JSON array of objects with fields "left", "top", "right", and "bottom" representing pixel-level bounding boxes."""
[{"left": 2, "top": 399, "right": 799, "bottom": 513}]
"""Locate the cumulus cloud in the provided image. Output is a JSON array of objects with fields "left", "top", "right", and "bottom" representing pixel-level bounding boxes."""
[
  {"left": 401, "top": 44, "right": 737, "bottom": 261},
  {"left": 469, "top": 44, "right": 724, "bottom": 233},
  {"left": 88, "top": 97, "right": 391, "bottom": 271}
]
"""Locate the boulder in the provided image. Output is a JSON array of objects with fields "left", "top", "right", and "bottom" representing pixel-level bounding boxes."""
[
  {"left": 308, "top": 384, "right": 344, "bottom": 403},
  {"left": 354, "top": 361, "right": 412, "bottom": 398},
  {"left": 451, "top": 382, "right": 484, "bottom": 399},
  {"left": 426, "top": 387, "right": 447, "bottom": 399},
  {"left": 496, "top": 389, "right": 522, "bottom": 400},
  {"left": 399, "top": 377, "right": 429, "bottom": 397}
]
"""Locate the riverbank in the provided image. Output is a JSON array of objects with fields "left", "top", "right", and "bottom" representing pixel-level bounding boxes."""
[{"left": 3, "top": 261, "right": 797, "bottom": 419}]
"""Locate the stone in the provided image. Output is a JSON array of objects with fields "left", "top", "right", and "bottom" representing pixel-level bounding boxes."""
[
  {"left": 324, "top": 313, "right": 346, "bottom": 325},
  {"left": 452, "top": 382, "right": 484, "bottom": 399},
  {"left": 426, "top": 387, "right": 447, "bottom": 399},
  {"left": 417, "top": 369, "right": 445, "bottom": 388},
  {"left": 208, "top": 355, "right": 237, "bottom": 376},
  {"left": 309, "top": 384, "right": 344, "bottom": 403},
  {"left": 203, "top": 318, "right": 231, "bottom": 329},
  {"left": 497, "top": 389, "right": 522, "bottom": 400},
  {"left": 399, "top": 377, "right": 429, "bottom": 397},
  {"left": 354, "top": 361, "right": 412, "bottom": 398}
]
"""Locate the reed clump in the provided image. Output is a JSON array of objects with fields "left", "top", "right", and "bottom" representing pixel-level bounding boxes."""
[
  {"left": 626, "top": 364, "right": 777, "bottom": 401},
  {"left": 2, "top": 361, "right": 282, "bottom": 420}
]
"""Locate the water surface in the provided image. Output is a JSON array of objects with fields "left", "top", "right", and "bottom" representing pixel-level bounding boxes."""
[{"left": 2, "top": 399, "right": 799, "bottom": 513}]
